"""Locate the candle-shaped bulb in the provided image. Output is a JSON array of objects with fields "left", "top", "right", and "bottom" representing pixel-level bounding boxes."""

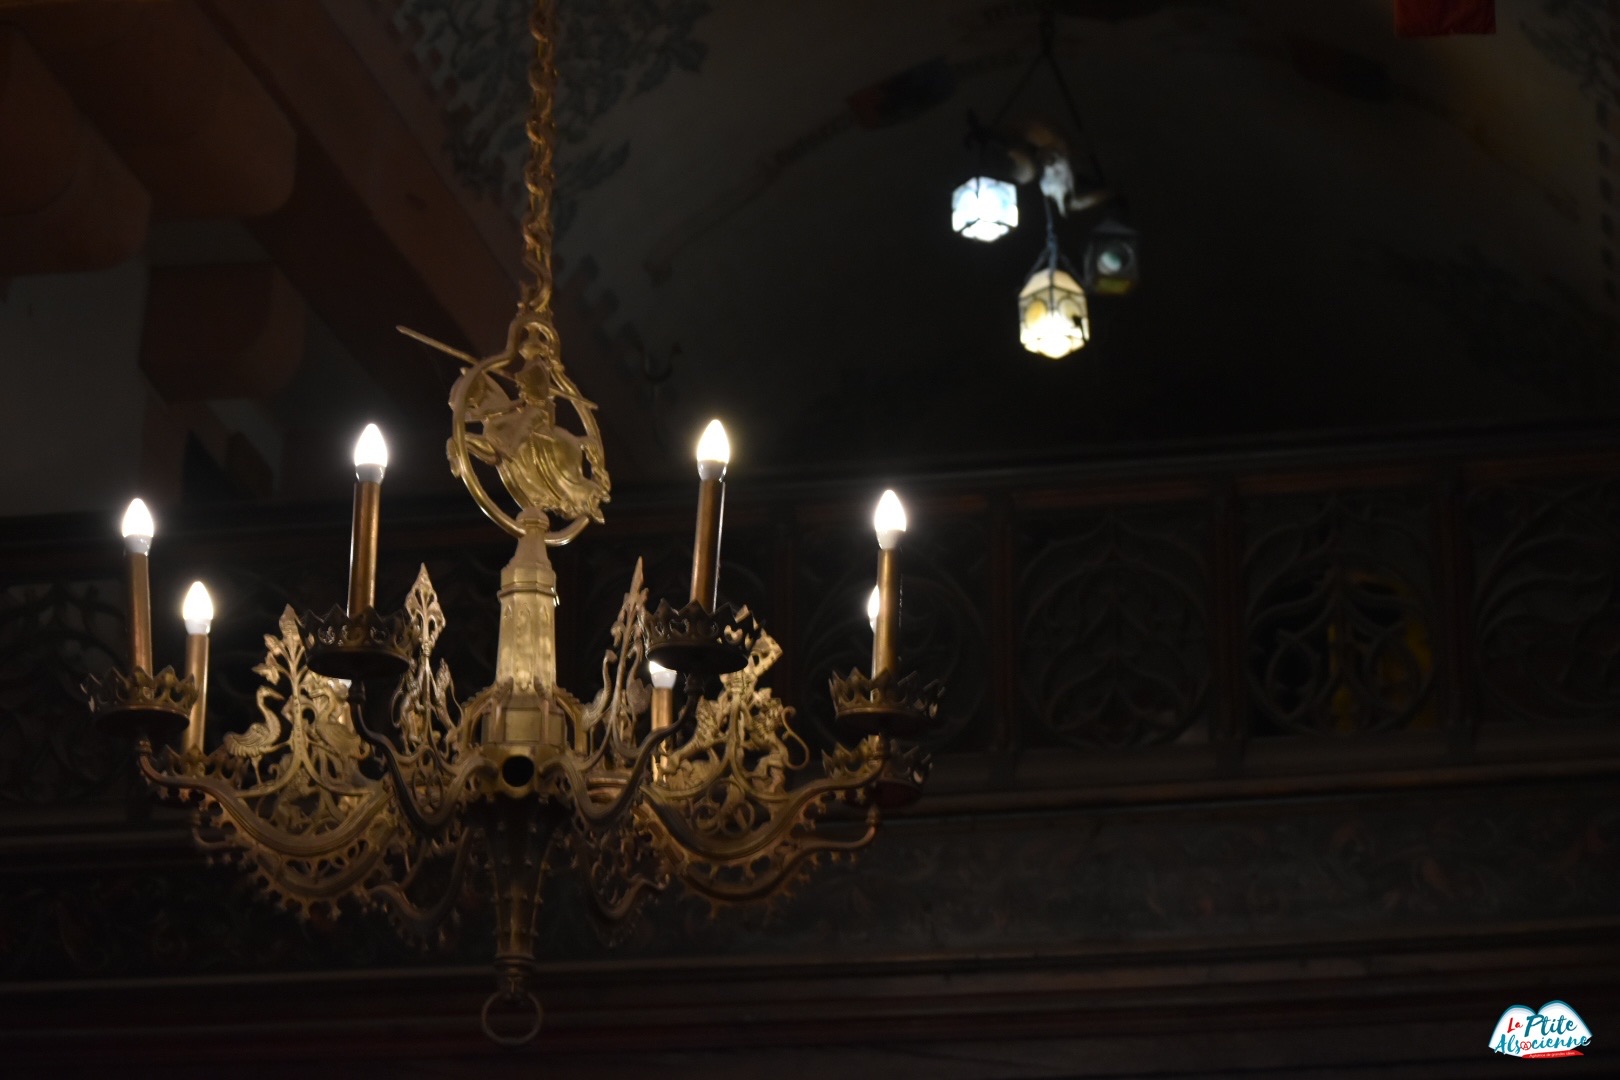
[
  {"left": 866, "top": 584, "right": 881, "bottom": 632},
  {"left": 695, "top": 418, "right": 730, "bottom": 480},
  {"left": 182, "top": 581, "right": 214, "bottom": 635},
  {"left": 353, "top": 423, "right": 388, "bottom": 482},
  {"left": 121, "top": 498, "right": 155, "bottom": 554},
  {"left": 182, "top": 583, "right": 213, "bottom": 754},
  {"left": 873, "top": 489, "right": 907, "bottom": 550},
  {"left": 648, "top": 659, "right": 679, "bottom": 690},
  {"left": 689, "top": 419, "right": 729, "bottom": 608},
  {"left": 121, "top": 497, "right": 156, "bottom": 672},
  {"left": 347, "top": 425, "right": 386, "bottom": 614}
]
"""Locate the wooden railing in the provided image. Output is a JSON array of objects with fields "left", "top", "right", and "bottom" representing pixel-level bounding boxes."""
[{"left": 3, "top": 424, "right": 1620, "bottom": 809}]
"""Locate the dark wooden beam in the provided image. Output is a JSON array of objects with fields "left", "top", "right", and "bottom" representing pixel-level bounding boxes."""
[
  {"left": 0, "top": 28, "right": 149, "bottom": 273},
  {"left": 140, "top": 263, "right": 305, "bottom": 402},
  {"left": 14, "top": 0, "right": 296, "bottom": 218}
]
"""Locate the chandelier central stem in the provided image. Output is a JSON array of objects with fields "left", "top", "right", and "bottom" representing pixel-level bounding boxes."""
[{"left": 492, "top": 509, "right": 562, "bottom": 745}]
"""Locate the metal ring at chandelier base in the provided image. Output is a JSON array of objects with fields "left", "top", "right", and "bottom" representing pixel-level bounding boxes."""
[{"left": 481, "top": 988, "right": 544, "bottom": 1048}]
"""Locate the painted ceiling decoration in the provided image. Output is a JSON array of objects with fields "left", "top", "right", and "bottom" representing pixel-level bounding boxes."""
[{"left": 385, "top": 0, "right": 713, "bottom": 236}]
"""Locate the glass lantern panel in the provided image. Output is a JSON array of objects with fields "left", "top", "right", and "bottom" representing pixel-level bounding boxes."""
[{"left": 1018, "top": 268, "right": 1089, "bottom": 358}]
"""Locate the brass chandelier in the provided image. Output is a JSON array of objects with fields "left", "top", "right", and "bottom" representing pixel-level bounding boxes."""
[{"left": 85, "top": 0, "right": 942, "bottom": 1046}]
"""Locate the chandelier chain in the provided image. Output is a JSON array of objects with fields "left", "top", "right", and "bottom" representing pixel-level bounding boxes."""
[{"left": 519, "top": 0, "right": 561, "bottom": 359}]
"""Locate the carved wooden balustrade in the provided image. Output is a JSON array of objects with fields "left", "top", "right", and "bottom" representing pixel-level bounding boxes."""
[{"left": 2, "top": 425, "right": 1618, "bottom": 1075}]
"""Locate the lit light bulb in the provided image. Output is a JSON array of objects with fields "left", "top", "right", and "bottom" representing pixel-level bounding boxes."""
[
  {"left": 121, "top": 498, "right": 155, "bottom": 554},
  {"left": 1023, "top": 311, "right": 1086, "bottom": 359},
  {"left": 1018, "top": 266, "right": 1090, "bottom": 359},
  {"left": 353, "top": 423, "right": 389, "bottom": 481},
  {"left": 182, "top": 581, "right": 214, "bottom": 635},
  {"left": 866, "top": 585, "right": 881, "bottom": 632},
  {"left": 695, "top": 418, "right": 730, "bottom": 476},
  {"left": 1097, "top": 247, "right": 1124, "bottom": 275},
  {"left": 951, "top": 177, "right": 1018, "bottom": 242},
  {"left": 873, "top": 489, "right": 907, "bottom": 550},
  {"left": 647, "top": 659, "right": 678, "bottom": 690}
]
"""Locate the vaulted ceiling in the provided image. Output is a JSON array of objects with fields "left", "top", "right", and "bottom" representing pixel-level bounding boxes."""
[{"left": 0, "top": 0, "right": 1614, "bottom": 517}]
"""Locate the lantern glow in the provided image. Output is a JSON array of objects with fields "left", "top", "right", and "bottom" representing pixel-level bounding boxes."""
[
  {"left": 951, "top": 177, "right": 1018, "bottom": 242},
  {"left": 1018, "top": 266, "right": 1090, "bottom": 359}
]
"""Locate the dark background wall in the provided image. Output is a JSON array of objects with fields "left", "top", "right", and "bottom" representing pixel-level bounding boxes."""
[{"left": 3, "top": 425, "right": 1619, "bottom": 1076}]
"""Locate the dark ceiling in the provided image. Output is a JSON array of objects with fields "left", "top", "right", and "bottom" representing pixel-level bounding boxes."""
[
  {"left": 0, "top": 0, "right": 1615, "bottom": 516},
  {"left": 494, "top": 0, "right": 1617, "bottom": 481}
]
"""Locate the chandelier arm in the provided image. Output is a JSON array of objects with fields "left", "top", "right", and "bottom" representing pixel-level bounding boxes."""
[
  {"left": 674, "top": 808, "right": 881, "bottom": 906},
  {"left": 581, "top": 861, "right": 667, "bottom": 924},
  {"left": 644, "top": 754, "right": 886, "bottom": 865},
  {"left": 138, "top": 750, "right": 399, "bottom": 862},
  {"left": 342, "top": 673, "right": 494, "bottom": 835},
  {"left": 563, "top": 719, "right": 689, "bottom": 829},
  {"left": 178, "top": 753, "right": 315, "bottom": 802},
  {"left": 594, "top": 668, "right": 698, "bottom": 774},
  {"left": 350, "top": 711, "right": 490, "bottom": 836},
  {"left": 235, "top": 830, "right": 400, "bottom": 906},
  {"left": 569, "top": 709, "right": 619, "bottom": 774},
  {"left": 366, "top": 826, "right": 478, "bottom": 938}
]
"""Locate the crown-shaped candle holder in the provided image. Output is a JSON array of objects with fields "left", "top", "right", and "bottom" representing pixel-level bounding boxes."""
[
  {"left": 644, "top": 598, "right": 750, "bottom": 677},
  {"left": 84, "top": 666, "right": 197, "bottom": 744},
  {"left": 303, "top": 604, "right": 415, "bottom": 682},
  {"left": 829, "top": 667, "right": 945, "bottom": 740},
  {"left": 873, "top": 738, "right": 932, "bottom": 808}
]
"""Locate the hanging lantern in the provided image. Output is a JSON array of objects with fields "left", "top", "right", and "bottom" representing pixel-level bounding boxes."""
[
  {"left": 951, "top": 176, "right": 1018, "bottom": 242},
  {"left": 1084, "top": 218, "right": 1140, "bottom": 296},
  {"left": 1018, "top": 243, "right": 1089, "bottom": 359}
]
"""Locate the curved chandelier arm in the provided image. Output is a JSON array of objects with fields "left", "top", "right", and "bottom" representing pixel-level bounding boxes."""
[
  {"left": 576, "top": 658, "right": 697, "bottom": 777},
  {"left": 349, "top": 707, "right": 491, "bottom": 836},
  {"left": 192, "top": 820, "right": 395, "bottom": 907},
  {"left": 583, "top": 864, "right": 666, "bottom": 923},
  {"left": 367, "top": 826, "right": 478, "bottom": 939},
  {"left": 674, "top": 807, "right": 880, "bottom": 907},
  {"left": 563, "top": 718, "right": 690, "bottom": 830},
  {"left": 138, "top": 750, "right": 396, "bottom": 861},
  {"left": 644, "top": 752, "right": 886, "bottom": 866}
]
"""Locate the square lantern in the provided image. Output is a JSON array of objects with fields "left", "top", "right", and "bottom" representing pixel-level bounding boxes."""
[
  {"left": 1084, "top": 218, "right": 1140, "bottom": 296},
  {"left": 1018, "top": 264, "right": 1090, "bottom": 358},
  {"left": 951, "top": 176, "right": 1018, "bottom": 242}
]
